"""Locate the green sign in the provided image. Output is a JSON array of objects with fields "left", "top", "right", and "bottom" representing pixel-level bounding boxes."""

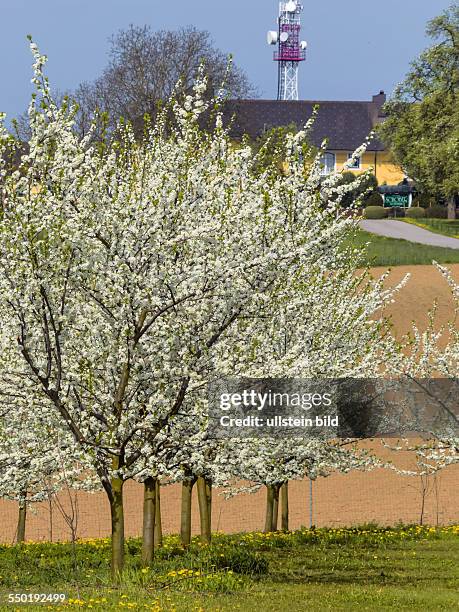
[{"left": 384, "top": 194, "right": 410, "bottom": 208}]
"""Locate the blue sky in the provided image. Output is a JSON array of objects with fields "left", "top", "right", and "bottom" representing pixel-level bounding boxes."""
[{"left": 0, "top": 0, "right": 453, "bottom": 121}]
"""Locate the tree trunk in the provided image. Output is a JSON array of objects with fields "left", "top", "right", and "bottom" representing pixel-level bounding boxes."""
[
  {"left": 154, "top": 480, "right": 162, "bottom": 549},
  {"left": 264, "top": 485, "right": 274, "bottom": 533},
  {"left": 109, "top": 476, "right": 125, "bottom": 579},
  {"left": 205, "top": 478, "right": 212, "bottom": 533},
  {"left": 141, "top": 477, "right": 156, "bottom": 566},
  {"left": 272, "top": 484, "right": 280, "bottom": 532},
  {"left": 180, "top": 478, "right": 196, "bottom": 548},
  {"left": 281, "top": 482, "right": 289, "bottom": 531},
  {"left": 48, "top": 492, "right": 53, "bottom": 542},
  {"left": 197, "top": 477, "right": 212, "bottom": 543},
  {"left": 16, "top": 492, "right": 27, "bottom": 544},
  {"left": 448, "top": 196, "right": 457, "bottom": 220}
]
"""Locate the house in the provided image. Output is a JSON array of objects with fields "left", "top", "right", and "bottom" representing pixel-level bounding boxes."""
[{"left": 223, "top": 92, "right": 404, "bottom": 185}]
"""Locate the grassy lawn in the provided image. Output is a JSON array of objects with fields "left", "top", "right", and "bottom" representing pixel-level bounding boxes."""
[
  {"left": 352, "top": 229, "right": 459, "bottom": 266},
  {"left": 401, "top": 218, "right": 459, "bottom": 239},
  {"left": 1, "top": 525, "right": 458, "bottom": 611}
]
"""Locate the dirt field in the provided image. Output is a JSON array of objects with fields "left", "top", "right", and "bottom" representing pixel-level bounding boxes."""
[
  {"left": 1, "top": 265, "right": 458, "bottom": 543},
  {"left": 373, "top": 264, "right": 459, "bottom": 338}
]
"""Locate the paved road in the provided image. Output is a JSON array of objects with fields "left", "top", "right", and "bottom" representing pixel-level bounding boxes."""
[{"left": 359, "top": 220, "right": 459, "bottom": 250}]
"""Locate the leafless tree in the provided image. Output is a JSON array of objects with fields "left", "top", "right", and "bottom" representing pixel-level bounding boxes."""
[
  {"left": 73, "top": 24, "right": 256, "bottom": 135},
  {"left": 12, "top": 24, "right": 256, "bottom": 141}
]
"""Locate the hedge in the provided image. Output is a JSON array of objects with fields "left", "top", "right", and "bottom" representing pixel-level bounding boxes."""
[
  {"left": 425, "top": 206, "right": 448, "bottom": 219},
  {"left": 364, "top": 206, "right": 388, "bottom": 220},
  {"left": 406, "top": 208, "right": 426, "bottom": 218}
]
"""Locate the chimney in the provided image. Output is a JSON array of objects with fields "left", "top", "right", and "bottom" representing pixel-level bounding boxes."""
[
  {"left": 371, "top": 91, "right": 387, "bottom": 123},
  {"left": 373, "top": 90, "right": 386, "bottom": 108}
]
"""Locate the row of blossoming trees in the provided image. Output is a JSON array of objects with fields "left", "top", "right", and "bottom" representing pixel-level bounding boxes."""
[{"left": 0, "top": 42, "right": 458, "bottom": 577}]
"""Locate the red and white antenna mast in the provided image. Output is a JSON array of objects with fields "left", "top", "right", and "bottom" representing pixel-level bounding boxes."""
[{"left": 267, "top": 1, "right": 307, "bottom": 100}]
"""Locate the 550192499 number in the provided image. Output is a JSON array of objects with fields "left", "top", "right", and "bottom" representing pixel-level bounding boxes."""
[{"left": 7, "top": 593, "right": 66, "bottom": 604}]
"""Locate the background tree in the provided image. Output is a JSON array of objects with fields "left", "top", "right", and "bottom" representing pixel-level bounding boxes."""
[
  {"left": 12, "top": 25, "right": 256, "bottom": 142},
  {"left": 0, "top": 398, "right": 97, "bottom": 543},
  {"left": 392, "top": 264, "right": 459, "bottom": 469},
  {"left": 378, "top": 4, "right": 459, "bottom": 218},
  {"left": 73, "top": 24, "right": 256, "bottom": 136},
  {"left": 221, "top": 438, "right": 383, "bottom": 533}
]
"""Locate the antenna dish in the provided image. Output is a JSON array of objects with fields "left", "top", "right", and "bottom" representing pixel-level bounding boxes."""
[
  {"left": 267, "top": 30, "right": 278, "bottom": 45},
  {"left": 280, "top": 32, "right": 289, "bottom": 43},
  {"left": 300, "top": 40, "right": 308, "bottom": 49},
  {"left": 285, "top": 1, "right": 297, "bottom": 12}
]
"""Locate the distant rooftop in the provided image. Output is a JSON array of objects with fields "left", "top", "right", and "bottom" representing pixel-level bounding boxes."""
[{"left": 222, "top": 92, "right": 387, "bottom": 152}]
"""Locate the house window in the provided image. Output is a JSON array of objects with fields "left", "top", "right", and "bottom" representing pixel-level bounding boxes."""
[
  {"left": 320, "top": 152, "right": 336, "bottom": 175},
  {"left": 347, "top": 153, "right": 361, "bottom": 169}
]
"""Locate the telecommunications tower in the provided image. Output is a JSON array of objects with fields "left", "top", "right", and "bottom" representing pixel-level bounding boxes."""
[{"left": 267, "top": 1, "right": 307, "bottom": 101}]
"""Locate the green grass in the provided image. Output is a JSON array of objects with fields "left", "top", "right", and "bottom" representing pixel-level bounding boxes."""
[
  {"left": 401, "top": 218, "right": 459, "bottom": 239},
  {"left": 351, "top": 229, "right": 459, "bottom": 266},
  {"left": 1, "top": 525, "right": 458, "bottom": 611}
]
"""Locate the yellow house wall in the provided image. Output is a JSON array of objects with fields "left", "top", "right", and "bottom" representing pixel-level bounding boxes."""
[{"left": 334, "top": 150, "right": 405, "bottom": 185}]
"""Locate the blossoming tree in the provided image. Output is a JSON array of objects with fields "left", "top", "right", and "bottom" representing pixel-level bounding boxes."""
[
  {"left": 0, "top": 400, "right": 95, "bottom": 542},
  {"left": 220, "top": 437, "right": 384, "bottom": 532},
  {"left": 0, "top": 41, "right": 408, "bottom": 575},
  {"left": 389, "top": 264, "right": 459, "bottom": 472}
]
